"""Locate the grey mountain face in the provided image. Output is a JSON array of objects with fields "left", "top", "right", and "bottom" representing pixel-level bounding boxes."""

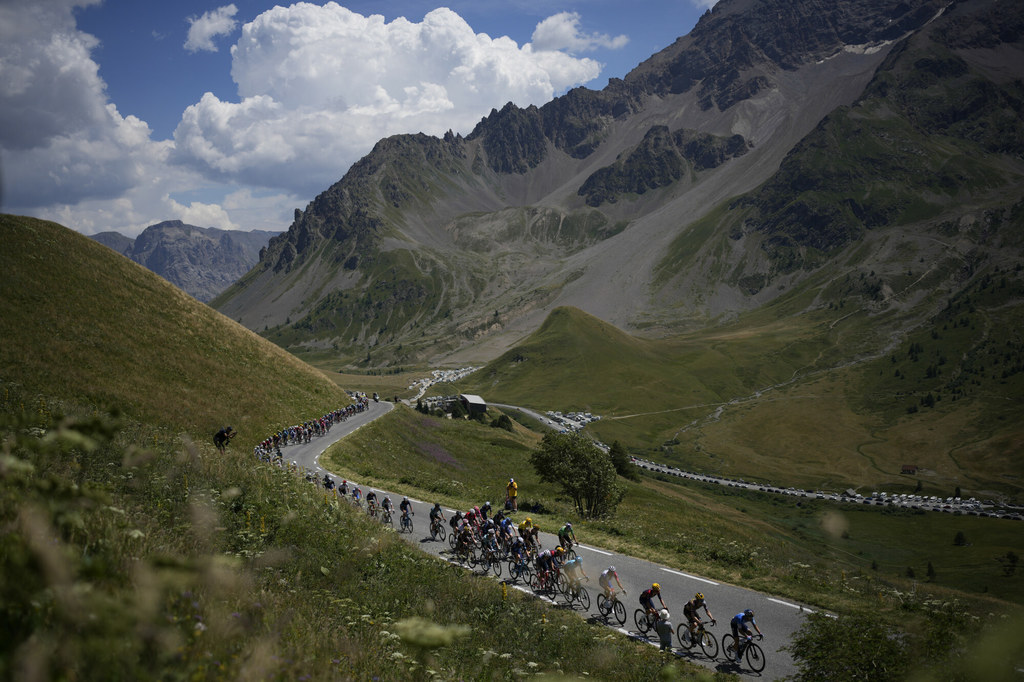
[
  {"left": 214, "top": 0, "right": 1024, "bottom": 366},
  {"left": 91, "top": 221, "right": 279, "bottom": 302}
]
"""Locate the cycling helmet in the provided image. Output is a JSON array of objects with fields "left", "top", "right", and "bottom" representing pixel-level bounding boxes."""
[
  {"left": 695, "top": 592, "right": 704, "bottom": 601},
  {"left": 652, "top": 583, "right": 661, "bottom": 591},
  {"left": 744, "top": 609, "right": 754, "bottom": 617},
  {"left": 555, "top": 546, "right": 564, "bottom": 553},
  {"left": 486, "top": 501, "right": 491, "bottom": 506},
  {"left": 403, "top": 496, "right": 409, "bottom": 501},
  {"left": 433, "top": 502, "right": 440, "bottom": 508},
  {"left": 566, "top": 522, "right": 572, "bottom": 529},
  {"left": 525, "top": 517, "right": 532, "bottom": 524},
  {"left": 609, "top": 566, "right": 616, "bottom": 573}
]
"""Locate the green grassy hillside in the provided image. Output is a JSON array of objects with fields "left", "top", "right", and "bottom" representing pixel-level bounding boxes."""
[
  {"left": 0, "top": 216, "right": 696, "bottom": 680},
  {"left": 458, "top": 302, "right": 1024, "bottom": 501},
  {"left": 0, "top": 214, "right": 343, "bottom": 434}
]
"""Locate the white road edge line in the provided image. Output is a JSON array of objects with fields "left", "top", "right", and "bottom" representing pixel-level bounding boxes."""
[
  {"left": 661, "top": 568, "right": 719, "bottom": 585},
  {"left": 768, "top": 597, "right": 812, "bottom": 613},
  {"left": 578, "top": 544, "right": 613, "bottom": 556}
]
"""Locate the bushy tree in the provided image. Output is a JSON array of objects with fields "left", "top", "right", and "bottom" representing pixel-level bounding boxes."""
[
  {"left": 785, "top": 613, "right": 908, "bottom": 681},
  {"left": 529, "top": 432, "right": 624, "bottom": 518}
]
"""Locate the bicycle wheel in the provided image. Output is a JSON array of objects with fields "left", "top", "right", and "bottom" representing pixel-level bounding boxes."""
[
  {"left": 448, "top": 532, "right": 456, "bottom": 549},
  {"left": 721, "top": 634, "right": 737, "bottom": 663},
  {"left": 576, "top": 586, "right": 590, "bottom": 611},
  {"left": 555, "top": 573, "right": 569, "bottom": 598},
  {"left": 634, "top": 609, "right": 650, "bottom": 634},
  {"left": 612, "top": 599, "right": 626, "bottom": 626},
  {"left": 565, "top": 548, "right": 577, "bottom": 561},
  {"left": 436, "top": 525, "right": 446, "bottom": 541},
  {"left": 676, "top": 624, "right": 695, "bottom": 649},
  {"left": 745, "top": 641, "right": 766, "bottom": 672},
  {"left": 699, "top": 629, "right": 719, "bottom": 659},
  {"left": 597, "top": 593, "right": 610, "bottom": 617},
  {"left": 490, "top": 556, "right": 502, "bottom": 577}
]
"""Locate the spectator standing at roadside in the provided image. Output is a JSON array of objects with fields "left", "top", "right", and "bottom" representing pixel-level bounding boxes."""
[
  {"left": 506, "top": 477, "right": 518, "bottom": 511},
  {"left": 656, "top": 610, "right": 674, "bottom": 652}
]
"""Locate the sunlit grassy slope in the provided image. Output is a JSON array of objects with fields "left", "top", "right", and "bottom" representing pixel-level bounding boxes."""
[
  {"left": 457, "top": 301, "right": 1024, "bottom": 501},
  {"left": 0, "top": 214, "right": 345, "bottom": 435},
  {"left": 0, "top": 215, "right": 695, "bottom": 681}
]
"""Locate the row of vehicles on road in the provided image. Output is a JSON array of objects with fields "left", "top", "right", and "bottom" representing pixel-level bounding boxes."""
[{"left": 630, "top": 457, "right": 1022, "bottom": 520}]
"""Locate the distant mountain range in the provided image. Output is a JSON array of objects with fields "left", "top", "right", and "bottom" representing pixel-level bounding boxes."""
[
  {"left": 212, "top": 0, "right": 1023, "bottom": 369},
  {"left": 92, "top": 221, "right": 279, "bottom": 302}
]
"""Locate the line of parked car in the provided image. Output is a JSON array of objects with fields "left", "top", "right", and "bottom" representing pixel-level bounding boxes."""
[{"left": 630, "top": 457, "right": 1023, "bottom": 521}]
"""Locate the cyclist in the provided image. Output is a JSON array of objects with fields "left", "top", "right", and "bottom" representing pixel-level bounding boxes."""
[
  {"left": 563, "top": 554, "right": 589, "bottom": 588},
  {"left": 456, "top": 523, "right": 475, "bottom": 558},
  {"left": 535, "top": 548, "right": 556, "bottom": 588},
  {"left": 480, "top": 500, "right": 492, "bottom": 519},
  {"left": 428, "top": 502, "right": 445, "bottom": 528},
  {"left": 400, "top": 496, "right": 414, "bottom": 524},
  {"left": 684, "top": 592, "right": 716, "bottom": 639},
  {"left": 527, "top": 524, "right": 542, "bottom": 553},
  {"left": 640, "top": 583, "right": 667, "bottom": 619},
  {"left": 509, "top": 534, "right": 528, "bottom": 565},
  {"left": 557, "top": 522, "right": 576, "bottom": 551},
  {"left": 449, "top": 510, "right": 462, "bottom": 534},
  {"left": 497, "top": 516, "right": 514, "bottom": 545},
  {"left": 322, "top": 474, "right": 335, "bottom": 490},
  {"left": 481, "top": 528, "right": 500, "bottom": 561},
  {"left": 366, "top": 490, "right": 378, "bottom": 515},
  {"left": 339, "top": 479, "right": 348, "bottom": 497},
  {"left": 381, "top": 495, "right": 394, "bottom": 516},
  {"left": 599, "top": 565, "right": 625, "bottom": 599},
  {"left": 517, "top": 517, "right": 533, "bottom": 539},
  {"left": 730, "top": 609, "right": 763, "bottom": 663},
  {"left": 352, "top": 486, "right": 362, "bottom": 505}
]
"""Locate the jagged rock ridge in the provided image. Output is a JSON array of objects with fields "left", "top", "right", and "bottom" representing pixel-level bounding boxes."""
[{"left": 92, "top": 222, "right": 279, "bottom": 302}]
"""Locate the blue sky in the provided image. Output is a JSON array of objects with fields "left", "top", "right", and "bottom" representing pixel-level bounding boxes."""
[{"left": 1, "top": 0, "right": 711, "bottom": 236}]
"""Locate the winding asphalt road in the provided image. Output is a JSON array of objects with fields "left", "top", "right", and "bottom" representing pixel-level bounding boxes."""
[{"left": 282, "top": 400, "right": 815, "bottom": 680}]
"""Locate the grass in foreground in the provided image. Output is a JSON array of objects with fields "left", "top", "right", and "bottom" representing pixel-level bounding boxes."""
[{"left": 2, "top": 392, "right": 711, "bottom": 681}]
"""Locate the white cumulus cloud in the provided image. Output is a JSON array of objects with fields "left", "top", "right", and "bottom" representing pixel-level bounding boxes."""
[
  {"left": 172, "top": 4, "right": 605, "bottom": 197},
  {"left": 531, "top": 12, "right": 629, "bottom": 54},
  {"left": 185, "top": 4, "right": 239, "bottom": 53}
]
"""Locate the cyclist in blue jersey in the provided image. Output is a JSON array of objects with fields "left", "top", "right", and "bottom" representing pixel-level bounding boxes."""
[{"left": 730, "top": 609, "right": 763, "bottom": 663}]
